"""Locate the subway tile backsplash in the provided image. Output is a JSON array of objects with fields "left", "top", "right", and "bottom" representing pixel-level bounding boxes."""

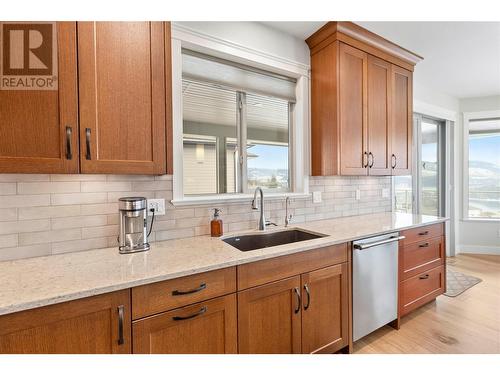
[{"left": 0, "top": 174, "right": 392, "bottom": 261}]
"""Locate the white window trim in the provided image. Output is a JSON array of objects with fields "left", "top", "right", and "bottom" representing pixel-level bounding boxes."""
[
  {"left": 170, "top": 23, "right": 310, "bottom": 206},
  {"left": 462, "top": 110, "right": 500, "bottom": 222}
]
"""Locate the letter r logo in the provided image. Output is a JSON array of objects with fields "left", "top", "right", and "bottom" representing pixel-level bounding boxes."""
[{"left": 2, "top": 23, "right": 53, "bottom": 76}]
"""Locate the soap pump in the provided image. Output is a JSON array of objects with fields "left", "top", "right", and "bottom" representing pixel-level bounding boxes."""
[{"left": 210, "top": 208, "right": 223, "bottom": 237}]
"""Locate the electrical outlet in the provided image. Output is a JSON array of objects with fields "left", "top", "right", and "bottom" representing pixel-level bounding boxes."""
[
  {"left": 312, "top": 191, "right": 322, "bottom": 203},
  {"left": 355, "top": 189, "right": 361, "bottom": 200},
  {"left": 147, "top": 199, "right": 165, "bottom": 216},
  {"left": 382, "top": 188, "right": 390, "bottom": 198}
]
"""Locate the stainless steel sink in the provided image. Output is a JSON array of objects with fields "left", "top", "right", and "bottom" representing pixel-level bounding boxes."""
[{"left": 222, "top": 229, "right": 326, "bottom": 252}]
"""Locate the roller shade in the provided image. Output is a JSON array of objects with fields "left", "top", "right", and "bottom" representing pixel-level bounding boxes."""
[{"left": 182, "top": 49, "right": 296, "bottom": 102}]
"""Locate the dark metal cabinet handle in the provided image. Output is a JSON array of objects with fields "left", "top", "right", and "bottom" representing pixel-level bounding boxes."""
[
  {"left": 391, "top": 154, "right": 397, "bottom": 169},
  {"left": 368, "top": 152, "right": 374, "bottom": 168},
  {"left": 117, "top": 305, "right": 124, "bottom": 345},
  {"left": 419, "top": 242, "right": 430, "bottom": 248},
  {"left": 85, "top": 128, "right": 91, "bottom": 160},
  {"left": 173, "top": 306, "right": 207, "bottom": 321},
  {"left": 303, "top": 284, "right": 311, "bottom": 310},
  {"left": 172, "top": 283, "right": 207, "bottom": 296},
  {"left": 65, "top": 126, "right": 72, "bottom": 160},
  {"left": 419, "top": 274, "right": 430, "bottom": 280},
  {"left": 293, "top": 287, "right": 301, "bottom": 314},
  {"left": 419, "top": 230, "right": 429, "bottom": 236},
  {"left": 363, "top": 151, "right": 369, "bottom": 168}
]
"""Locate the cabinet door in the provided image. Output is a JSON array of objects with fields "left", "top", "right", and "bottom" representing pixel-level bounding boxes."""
[
  {"left": 339, "top": 43, "right": 368, "bottom": 176},
  {"left": 301, "top": 263, "right": 349, "bottom": 354},
  {"left": 391, "top": 65, "right": 413, "bottom": 175},
  {"left": 78, "top": 22, "right": 166, "bottom": 174},
  {"left": 0, "top": 22, "right": 79, "bottom": 173},
  {"left": 238, "top": 276, "right": 302, "bottom": 354},
  {"left": 132, "top": 294, "right": 237, "bottom": 354},
  {"left": 0, "top": 290, "right": 131, "bottom": 354},
  {"left": 367, "top": 55, "right": 391, "bottom": 175}
]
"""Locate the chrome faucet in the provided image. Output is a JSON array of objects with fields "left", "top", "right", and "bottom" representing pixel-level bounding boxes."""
[
  {"left": 285, "top": 196, "right": 293, "bottom": 227},
  {"left": 252, "top": 187, "right": 266, "bottom": 230}
]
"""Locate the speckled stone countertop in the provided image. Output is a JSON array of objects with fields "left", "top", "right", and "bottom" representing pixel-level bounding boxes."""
[{"left": 0, "top": 212, "right": 447, "bottom": 316}]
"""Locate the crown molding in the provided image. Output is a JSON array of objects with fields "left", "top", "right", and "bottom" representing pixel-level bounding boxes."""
[{"left": 171, "top": 22, "right": 310, "bottom": 78}]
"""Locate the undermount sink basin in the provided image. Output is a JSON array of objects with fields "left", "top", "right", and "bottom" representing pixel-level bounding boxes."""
[{"left": 222, "top": 229, "right": 326, "bottom": 252}]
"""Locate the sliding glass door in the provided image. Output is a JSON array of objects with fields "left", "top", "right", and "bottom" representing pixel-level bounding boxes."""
[{"left": 394, "top": 114, "right": 446, "bottom": 216}]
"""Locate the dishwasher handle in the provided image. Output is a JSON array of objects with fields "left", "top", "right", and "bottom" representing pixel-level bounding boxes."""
[{"left": 353, "top": 235, "right": 405, "bottom": 250}]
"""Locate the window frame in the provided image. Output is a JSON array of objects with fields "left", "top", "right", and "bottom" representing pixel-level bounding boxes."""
[
  {"left": 170, "top": 23, "right": 310, "bottom": 206},
  {"left": 462, "top": 110, "right": 500, "bottom": 222}
]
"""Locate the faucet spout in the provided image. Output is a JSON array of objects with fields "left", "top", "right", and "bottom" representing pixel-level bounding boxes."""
[{"left": 252, "top": 187, "right": 266, "bottom": 230}]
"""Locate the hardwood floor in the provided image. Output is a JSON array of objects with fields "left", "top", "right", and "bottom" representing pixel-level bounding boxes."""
[{"left": 354, "top": 254, "right": 500, "bottom": 354}]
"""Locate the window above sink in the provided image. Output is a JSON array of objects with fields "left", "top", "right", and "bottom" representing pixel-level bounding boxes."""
[{"left": 170, "top": 25, "right": 310, "bottom": 205}]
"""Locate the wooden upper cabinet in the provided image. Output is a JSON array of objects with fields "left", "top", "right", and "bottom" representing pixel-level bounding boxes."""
[
  {"left": 367, "top": 55, "right": 392, "bottom": 175},
  {"left": 132, "top": 294, "right": 237, "bottom": 354},
  {"left": 238, "top": 276, "right": 302, "bottom": 354},
  {"left": 0, "top": 22, "right": 79, "bottom": 173},
  {"left": 0, "top": 290, "right": 131, "bottom": 354},
  {"left": 306, "top": 21, "right": 422, "bottom": 177},
  {"left": 339, "top": 43, "right": 368, "bottom": 176},
  {"left": 77, "top": 22, "right": 166, "bottom": 174},
  {"left": 391, "top": 65, "right": 413, "bottom": 175}
]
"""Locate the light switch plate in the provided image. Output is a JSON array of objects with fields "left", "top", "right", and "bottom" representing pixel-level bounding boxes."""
[
  {"left": 147, "top": 199, "right": 165, "bottom": 216},
  {"left": 355, "top": 189, "right": 361, "bottom": 200},
  {"left": 382, "top": 188, "right": 390, "bottom": 198},
  {"left": 312, "top": 191, "right": 322, "bottom": 203}
]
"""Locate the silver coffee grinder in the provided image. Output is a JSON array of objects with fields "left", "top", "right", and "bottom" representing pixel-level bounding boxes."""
[{"left": 118, "top": 197, "right": 150, "bottom": 254}]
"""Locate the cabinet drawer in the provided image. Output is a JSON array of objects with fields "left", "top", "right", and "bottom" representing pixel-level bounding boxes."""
[
  {"left": 132, "top": 294, "right": 237, "bottom": 354},
  {"left": 237, "top": 243, "right": 348, "bottom": 290},
  {"left": 401, "top": 236, "right": 444, "bottom": 280},
  {"left": 400, "top": 265, "right": 445, "bottom": 316},
  {"left": 132, "top": 267, "right": 236, "bottom": 319},
  {"left": 401, "top": 223, "right": 444, "bottom": 246}
]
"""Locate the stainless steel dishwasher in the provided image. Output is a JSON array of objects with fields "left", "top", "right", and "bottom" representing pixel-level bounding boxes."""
[{"left": 352, "top": 232, "right": 405, "bottom": 341}]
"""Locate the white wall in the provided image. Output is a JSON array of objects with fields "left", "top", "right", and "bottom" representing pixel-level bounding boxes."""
[
  {"left": 457, "top": 95, "right": 500, "bottom": 255},
  {"left": 413, "top": 81, "right": 460, "bottom": 115}
]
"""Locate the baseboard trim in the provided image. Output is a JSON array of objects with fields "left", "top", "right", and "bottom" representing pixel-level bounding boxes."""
[{"left": 457, "top": 245, "right": 500, "bottom": 255}]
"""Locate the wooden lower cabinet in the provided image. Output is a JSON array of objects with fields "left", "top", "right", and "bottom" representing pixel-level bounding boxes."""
[
  {"left": 301, "top": 263, "right": 349, "bottom": 354},
  {"left": 132, "top": 294, "right": 237, "bottom": 354},
  {"left": 238, "top": 276, "right": 302, "bottom": 354},
  {"left": 238, "top": 264, "right": 350, "bottom": 354},
  {"left": 0, "top": 290, "right": 131, "bottom": 354}
]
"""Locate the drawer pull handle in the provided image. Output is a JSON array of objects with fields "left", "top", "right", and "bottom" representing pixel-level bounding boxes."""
[
  {"left": 173, "top": 306, "right": 207, "bottom": 321},
  {"left": 172, "top": 283, "right": 206, "bottom": 296},
  {"left": 117, "top": 305, "right": 125, "bottom": 345},
  {"left": 419, "top": 230, "right": 429, "bottom": 236},
  {"left": 303, "top": 284, "right": 311, "bottom": 310},
  {"left": 419, "top": 274, "right": 430, "bottom": 280},
  {"left": 419, "top": 242, "right": 430, "bottom": 248},
  {"left": 293, "top": 287, "right": 301, "bottom": 314}
]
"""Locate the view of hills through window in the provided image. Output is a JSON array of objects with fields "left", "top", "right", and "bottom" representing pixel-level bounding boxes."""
[{"left": 468, "top": 118, "right": 500, "bottom": 218}]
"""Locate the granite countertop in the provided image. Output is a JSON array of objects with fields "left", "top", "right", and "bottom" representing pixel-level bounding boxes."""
[{"left": 0, "top": 212, "right": 447, "bottom": 316}]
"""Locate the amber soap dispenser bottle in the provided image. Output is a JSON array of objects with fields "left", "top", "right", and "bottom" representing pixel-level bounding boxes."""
[{"left": 210, "top": 208, "right": 223, "bottom": 237}]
